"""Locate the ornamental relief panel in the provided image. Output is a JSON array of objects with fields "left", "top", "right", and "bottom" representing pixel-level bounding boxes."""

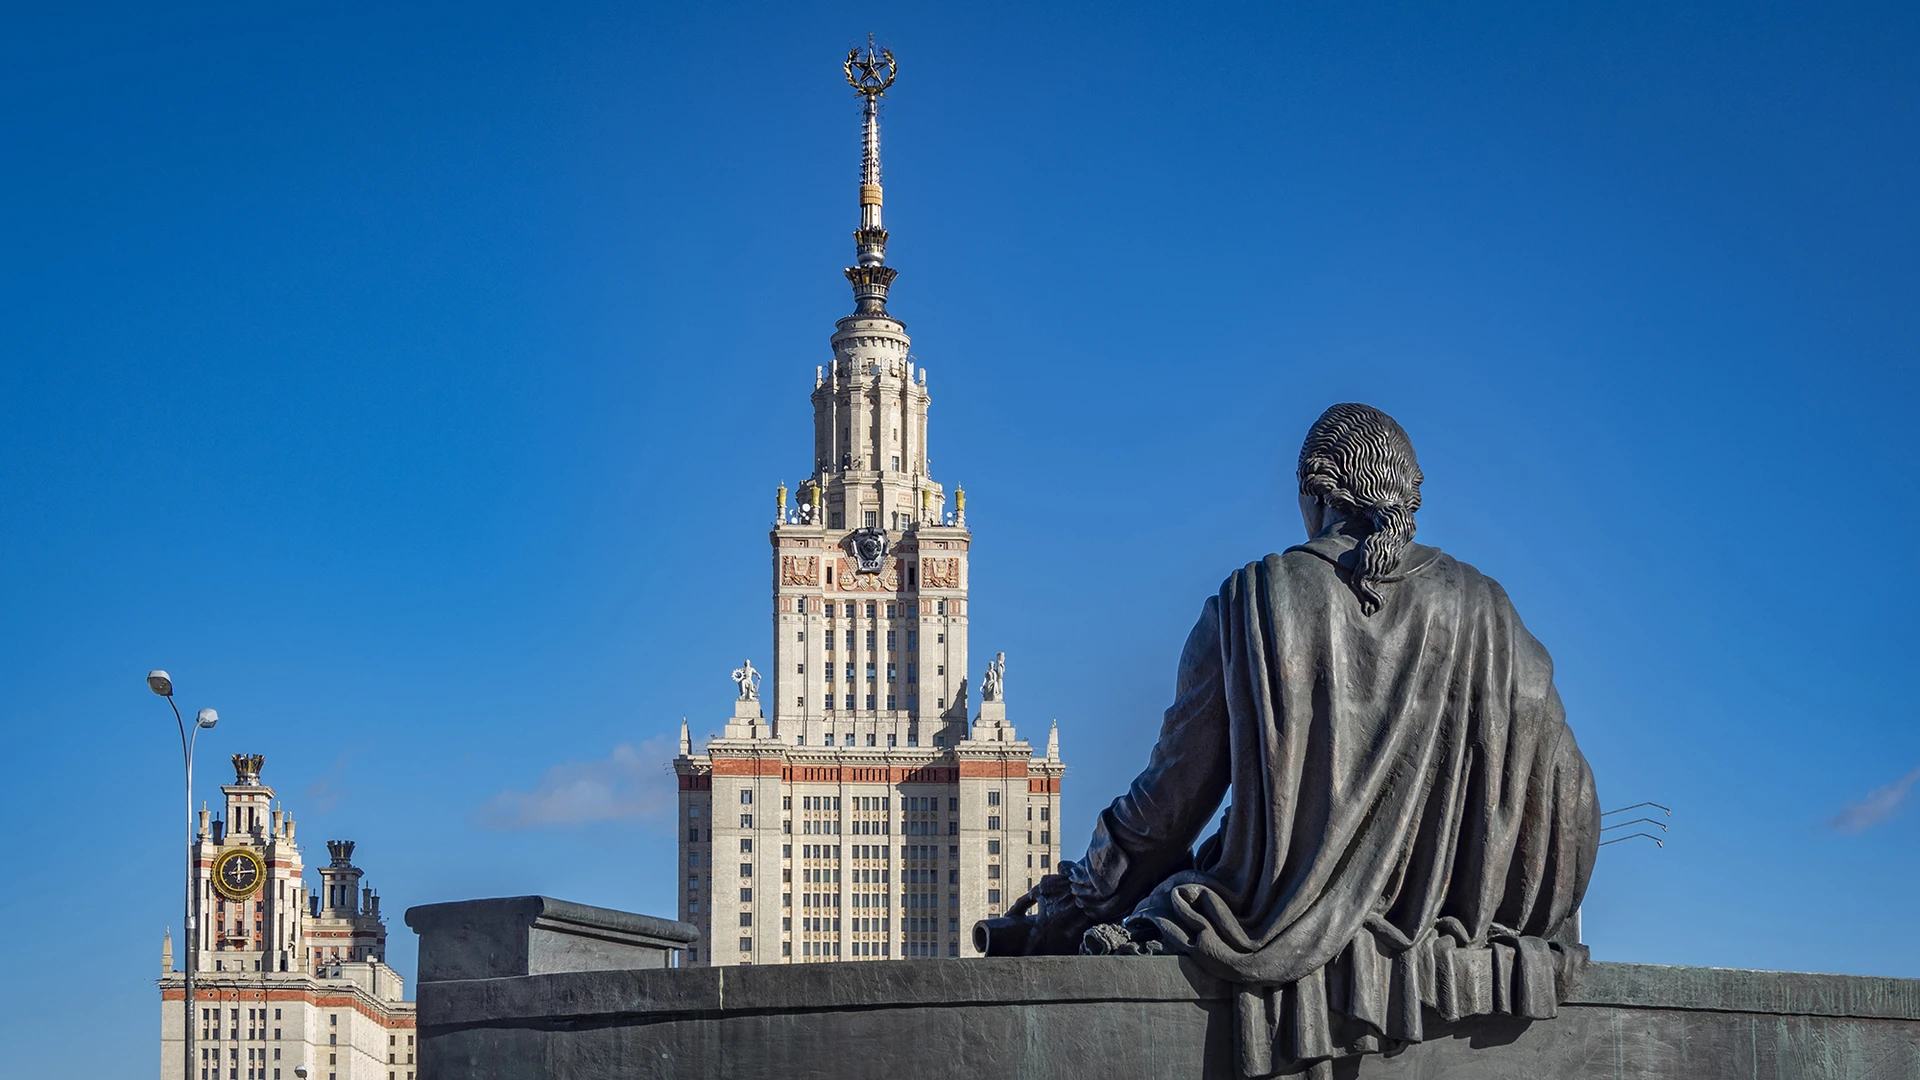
[
  {"left": 835, "top": 557, "right": 901, "bottom": 591},
  {"left": 921, "top": 557, "right": 961, "bottom": 589},
  {"left": 780, "top": 555, "right": 821, "bottom": 587}
]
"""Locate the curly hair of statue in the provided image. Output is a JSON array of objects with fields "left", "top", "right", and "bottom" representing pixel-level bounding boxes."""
[{"left": 1297, "top": 403, "right": 1424, "bottom": 615}]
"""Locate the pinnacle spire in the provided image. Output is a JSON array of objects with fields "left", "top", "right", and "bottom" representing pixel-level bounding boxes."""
[
  {"left": 843, "top": 37, "right": 899, "bottom": 316},
  {"left": 1047, "top": 719, "right": 1060, "bottom": 761},
  {"left": 679, "top": 717, "right": 692, "bottom": 757}
]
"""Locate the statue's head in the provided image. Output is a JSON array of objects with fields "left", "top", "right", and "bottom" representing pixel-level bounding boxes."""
[{"left": 1297, "top": 403, "right": 1423, "bottom": 615}]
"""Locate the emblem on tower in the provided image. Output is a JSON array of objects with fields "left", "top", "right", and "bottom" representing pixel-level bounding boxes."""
[
  {"left": 846, "top": 527, "right": 890, "bottom": 573},
  {"left": 844, "top": 35, "right": 897, "bottom": 97}
]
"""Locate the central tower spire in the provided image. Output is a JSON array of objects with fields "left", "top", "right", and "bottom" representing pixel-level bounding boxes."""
[{"left": 844, "top": 36, "right": 898, "bottom": 315}]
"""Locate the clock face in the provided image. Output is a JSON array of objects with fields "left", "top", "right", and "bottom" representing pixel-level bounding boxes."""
[{"left": 212, "top": 848, "right": 265, "bottom": 901}]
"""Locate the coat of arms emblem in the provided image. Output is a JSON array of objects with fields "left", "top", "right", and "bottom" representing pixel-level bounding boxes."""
[{"left": 846, "top": 527, "right": 889, "bottom": 573}]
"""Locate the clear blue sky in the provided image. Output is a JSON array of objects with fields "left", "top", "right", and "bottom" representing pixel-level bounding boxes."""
[{"left": 3, "top": 3, "right": 1917, "bottom": 1073}]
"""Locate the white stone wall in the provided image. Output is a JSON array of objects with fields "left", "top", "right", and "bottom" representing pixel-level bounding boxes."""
[{"left": 159, "top": 972, "right": 415, "bottom": 1080}]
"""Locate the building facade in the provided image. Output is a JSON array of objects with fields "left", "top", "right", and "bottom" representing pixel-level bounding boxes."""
[
  {"left": 158, "top": 755, "right": 416, "bottom": 1080},
  {"left": 673, "top": 45, "right": 1065, "bottom": 966}
]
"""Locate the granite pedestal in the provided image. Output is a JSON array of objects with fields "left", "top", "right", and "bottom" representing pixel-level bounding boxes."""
[{"left": 409, "top": 897, "right": 1920, "bottom": 1079}]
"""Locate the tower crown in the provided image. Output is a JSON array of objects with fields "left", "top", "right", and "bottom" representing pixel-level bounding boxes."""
[
  {"left": 231, "top": 753, "right": 264, "bottom": 784},
  {"left": 844, "top": 36, "right": 900, "bottom": 315}
]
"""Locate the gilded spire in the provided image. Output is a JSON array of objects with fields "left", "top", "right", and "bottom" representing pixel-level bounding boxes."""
[{"left": 843, "top": 36, "right": 899, "bottom": 315}]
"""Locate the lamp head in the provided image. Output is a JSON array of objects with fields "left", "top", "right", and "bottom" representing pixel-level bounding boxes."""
[
  {"left": 196, "top": 708, "right": 219, "bottom": 729},
  {"left": 294, "top": 1069, "right": 308, "bottom": 1080},
  {"left": 147, "top": 670, "right": 173, "bottom": 697}
]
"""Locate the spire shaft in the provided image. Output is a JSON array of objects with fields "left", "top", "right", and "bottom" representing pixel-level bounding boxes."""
[{"left": 844, "top": 39, "right": 898, "bottom": 315}]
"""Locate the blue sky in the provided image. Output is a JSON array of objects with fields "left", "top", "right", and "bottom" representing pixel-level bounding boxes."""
[{"left": 3, "top": 3, "right": 1918, "bottom": 1072}]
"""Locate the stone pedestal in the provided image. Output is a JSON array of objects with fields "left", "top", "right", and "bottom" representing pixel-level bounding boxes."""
[
  {"left": 970, "top": 699, "right": 1011, "bottom": 742},
  {"left": 722, "top": 698, "right": 767, "bottom": 740},
  {"left": 408, "top": 897, "right": 1920, "bottom": 1080},
  {"left": 404, "top": 896, "right": 697, "bottom": 982}
]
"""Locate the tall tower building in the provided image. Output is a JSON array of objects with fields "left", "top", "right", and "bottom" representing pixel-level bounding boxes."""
[
  {"left": 674, "top": 42, "right": 1066, "bottom": 967},
  {"left": 158, "top": 755, "right": 415, "bottom": 1080}
]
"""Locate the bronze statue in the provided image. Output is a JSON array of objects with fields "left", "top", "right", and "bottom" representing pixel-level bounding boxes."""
[{"left": 981, "top": 404, "right": 1599, "bottom": 1079}]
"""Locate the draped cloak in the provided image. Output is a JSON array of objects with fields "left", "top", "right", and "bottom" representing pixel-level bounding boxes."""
[{"left": 1067, "top": 529, "right": 1599, "bottom": 1077}]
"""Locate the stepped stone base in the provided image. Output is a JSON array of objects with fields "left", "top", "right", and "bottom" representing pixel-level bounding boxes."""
[{"left": 409, "top": 898, "right": 1920, "bottom": 1080}]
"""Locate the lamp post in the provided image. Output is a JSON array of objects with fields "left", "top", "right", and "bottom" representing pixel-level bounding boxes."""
[{"left": 150, "top": 670, "right": 219, "bottom": 1080}]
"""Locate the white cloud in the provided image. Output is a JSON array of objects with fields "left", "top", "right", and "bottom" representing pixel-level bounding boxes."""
[
  {"left": 1826, "top": 764, "right": 1920, "bottom": 834},
  {"left": 475, "top": 738, "right": 677, "bottom": 830}
]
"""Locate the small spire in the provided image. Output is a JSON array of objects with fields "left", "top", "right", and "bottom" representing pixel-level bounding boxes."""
[
  {"left": 161, "top": 928, "right": 174, "bottom": 974},
  {"left": 679, "top": 717, "right": 692, "bottom": 757},
  {"left": 1046, "top": 719, "right": 1060, "bottom": 761}
]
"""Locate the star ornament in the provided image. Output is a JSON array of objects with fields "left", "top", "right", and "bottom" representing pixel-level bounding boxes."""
[{"left": 845, "top": 39, "right": 897, "bottom": 97}]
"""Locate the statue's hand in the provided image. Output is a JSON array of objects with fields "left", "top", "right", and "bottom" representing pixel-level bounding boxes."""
[{"left": 1020, "top": 872, "right": 1093, "bottom": 956}]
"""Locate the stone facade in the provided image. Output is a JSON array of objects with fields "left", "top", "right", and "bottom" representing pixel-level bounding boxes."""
[
  {"left": 158, "top": 755, "right": 415, "bottom": 1080},
  {"left": 672, "top": 59, "right": 1065, "bottom": 967}
]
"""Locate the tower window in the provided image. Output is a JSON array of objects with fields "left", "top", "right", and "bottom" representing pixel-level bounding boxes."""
[
  {"left": 844, "top": 603, "right": 855, "bottom": 617},
  {"left": 866, "top": 602, "right": 877, "bottom": 618},
  {"left": 886, "top": 603, "right": 896, "bottom": 617},
  {"left": 891, "top": 456, "right": 900, "bottom": 471},
  {"left": 864, "top": 511, "right": 878, "bottom": 528},
  {"left": 936, "top": 600, "right": 947, "bottom": 615}
]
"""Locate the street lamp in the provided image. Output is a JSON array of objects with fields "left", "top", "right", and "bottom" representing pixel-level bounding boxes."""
[{"left": 151, "top": 670, "right": 219, "bottom": 1080}]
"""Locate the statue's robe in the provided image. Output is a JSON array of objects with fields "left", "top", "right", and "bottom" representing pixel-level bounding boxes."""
[{"left": 1068, "top": 527, "right": 1599, "bottom": 1077}]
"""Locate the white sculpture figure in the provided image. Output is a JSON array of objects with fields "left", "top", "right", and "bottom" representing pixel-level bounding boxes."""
[
  {"left": 731, "top": 659, "right": 761, "bottom": 701},
  {"left": 983, "top": 652, "right": 1006, "bottom": 702}
]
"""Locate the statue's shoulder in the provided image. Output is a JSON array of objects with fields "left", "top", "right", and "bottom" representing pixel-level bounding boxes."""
[{"left": 1216, "top": 549, "right": 1346, "bottom": 600}]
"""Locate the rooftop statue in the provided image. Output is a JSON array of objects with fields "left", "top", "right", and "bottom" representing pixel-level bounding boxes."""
[
  {"left": 730, "top": 659, "right": 760, "bottom": 702},
  {"left": 980, "top": 403, "right": 1599, "bottom": 1080}
]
